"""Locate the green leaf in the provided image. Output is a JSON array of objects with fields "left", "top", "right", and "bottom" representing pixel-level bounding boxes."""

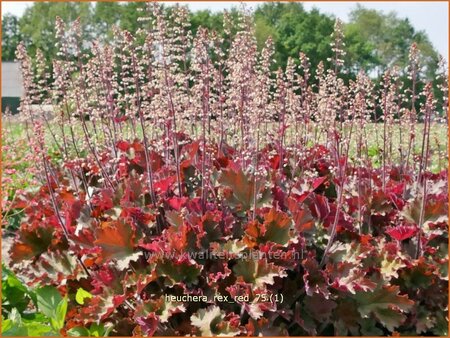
[
  {"left": 354, "top": 284, "right": 414, "bottom": 332},
  {"left": 219, "top": 168, "right": 266, "bottom": 211},
  {"left": 1, "top": 325, "right": 29, "bottom": 336},
  {"left": 102, "top": 323, "right": 114, "bottom": 336},
  {"left": 67, "top": 327, "right": 90, "bottom": 337},
  {"left": 21, "top": 312, "right": 48, "bottom": 324},
  {"left": 359, "top": 318, "right": 383, "bottom": 335},
  {"left": 35, "top": 286, "right": 63, "bottom": 319},
  {"left": 23, "top": 322, "right": 54, "bottom": 336},
  {"left": 1, "top": 318, "right": 13, "bottom": 333},
  {"left": 75, "top": 287, "right": 93, "bottom": 305},
  {"left": 432, "top": 311, "right": 448, "bottom": 336},
  {"left": 2, "top": 309, "right": 55, "bottom": 336},
  {"left": 6, "top": 209, "right": 24, "bottom": 230},
  {"left": 261, "top": 208, "right": 292, "bottom": 245},
  {"left": 2, "top": 265, "right": 31, "bottom": 314},
  {"left": 1, "top": 309, "right": 27, "bottom": 336},
  {"left": 402, "top": 197, "right": 448, "bottom": 227},
  {"left": 232, "top": 259, "right": 287, "bottom": 287},
  {"left": 368, "top": 145, "right": 379, "bottom": 157},
  {"left": 50, "top": 297, "right": 68, "bottom": 331},
  {"left": 156, "top": 259, "right": 201, "bottom": 285},
  {"left": 35, "top": 286, "right": 68, "bottom": 332},
  {"left": 8, "top": 308, "right": 21, "bottom": 324},
  {"left": 89, "top": 323, "right": 112, "bottom": 337},
  {"left": 67, "top": 323, "right": 114, "bottom": 337},
  {"left": 373, "top": 307, "right": 407, "bottom": 332}
]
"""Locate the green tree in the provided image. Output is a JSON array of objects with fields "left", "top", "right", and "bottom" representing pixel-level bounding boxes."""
[
  {"left": 92, "top": 2, "right": 122, "bottom": 41},
  {"left": 119, "top": 2, "right": 147, "bottom": 32},
  {"left": 254, "top": 3, "right": 379, "bottom": 78},
  {"left": 7, "top": 1, "right": 441, "bottom": 87},
  {"left": 347, "top": 5, "right": 439, "bottom": 79},
  {"left": 2, "top": 14, "right": 22, "bottom": 61},
  {"left": 19, "top": 2, "right": 92, "bottom": 61},
  {"left": 254, "top": 3, "right": 335, "bottom": 73},
  {"left": 189, "top": 8, "right": 240, "bottom": 57},
  {"left": 190, "top": 10, "right": 223, "bottom": 35},
  {"left": 344, "top": 22, "right": 379, "bottom": 74}
]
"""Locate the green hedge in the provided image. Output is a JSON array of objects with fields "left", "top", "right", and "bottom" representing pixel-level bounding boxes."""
[{"left": 2, "top": 97, "right": 21, "bottom": 114}]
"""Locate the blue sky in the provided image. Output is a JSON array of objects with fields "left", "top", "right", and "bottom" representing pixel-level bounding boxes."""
[{"left": 2, "top": 1, "right": 448, "bottom": 57}]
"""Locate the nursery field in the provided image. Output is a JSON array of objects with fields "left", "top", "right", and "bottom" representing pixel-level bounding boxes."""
[
  {"left": 2, "top": 118, "right": 448, "bottom": 209},
  {"left": 2, "top": 119, "right": 448, "bottom": 208},
  {"left": 1, "top": 4, "right": 449, "bottom": 337}
]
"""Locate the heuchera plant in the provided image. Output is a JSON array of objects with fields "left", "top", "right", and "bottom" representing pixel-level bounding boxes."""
[{"left": 3, "top": 3, "right": 448, "bottom": 336}]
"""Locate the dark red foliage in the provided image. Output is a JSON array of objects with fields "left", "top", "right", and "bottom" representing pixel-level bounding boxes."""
[
  {"left": 386, "top": 225, "right": 418, "bottom": 241},
  {"left": 7, "top": 140, "right": 448, "bottom": 336}
]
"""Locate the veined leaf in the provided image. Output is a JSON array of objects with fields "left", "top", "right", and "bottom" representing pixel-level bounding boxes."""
[
  {"left": 94, "top": 220, "right": 140, "bottom": 268},
  {"left": 191, "top": 306, "right": 240, "bottom": 336},
  {"left": 233, "top": 258, "right": 287, "bottom": 287},
  {"left": 354, "top": 285, "right": 414, "bottom": 331}
]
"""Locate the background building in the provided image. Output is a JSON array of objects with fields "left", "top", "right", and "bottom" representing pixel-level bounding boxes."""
[{"left": 2, "top": 61, "right": 23, "bottom": 114}]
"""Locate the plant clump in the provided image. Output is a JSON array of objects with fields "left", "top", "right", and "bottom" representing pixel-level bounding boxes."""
[{"left": 3, "top": 3, "right": 448, "bottom": 336}]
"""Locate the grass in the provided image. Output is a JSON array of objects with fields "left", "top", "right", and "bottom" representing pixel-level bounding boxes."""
[{"left": 2, "top": 116, "right": 448, "bottom": 199}]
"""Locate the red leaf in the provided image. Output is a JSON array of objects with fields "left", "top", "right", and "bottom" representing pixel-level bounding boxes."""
[
  {"left": 136, "top": 313, "right": 158, "bottom": 336},
  {"left": 154, "top": 176, "right": 176, "bottom": 193},
  {"left": 287, "top": 197, "right": 315, "bottom": 233},
  {"left": 310, "top": 194, "right": 330, "bottom": 221},
  {"left": 219, "top": 167, "right": 262, "bottom": 210},
  {"left": 116, "top": 140, "right": 131, "bottom": 152},
  {"left": 213, "top": 156, "right": 229, "bottom": 169},
  {"left": 244, "top": 208, "right": 292, "bottom": 246},
  {"left": 121, "top": 207, "right": 154, "bottom": 225},
  {"left": 302, "top": 254, "right": 330, "bottom": 299},
  {"left": 10, "top": 224, "right": 55, "bottom": 263},
  {"left": 167, "top": 196, "right": 188, "bottom": 211},
  {"left": 386, "top": 225, "right": 418, "bottom": 241},
  {"left": 312, "top": 176, "right": 327, "bottom": 190},
  {"left": 114, "top": 115, "right": 128, "bottom": 123},
  {"left": 180, "top": 140, "right": 200, "bottom": 168},
  {"left": 272, "top": 186, "right": 286, "bottom": 209},
  {"left": 270, "top": 154, "right": 280, "bottom": 169},
  {"left": 91, "top": 189, "right": 114, "bottom": 217},
  {"left": 94, "top": 220, "right": 137, "bottom": 263},
  {"left": 243, "top": 221, "right": 262, "bottom": 248}
]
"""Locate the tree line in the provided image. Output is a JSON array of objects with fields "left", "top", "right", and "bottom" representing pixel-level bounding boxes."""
[{"left": 2, "top": 1, "right": 445, "bottom": 112}]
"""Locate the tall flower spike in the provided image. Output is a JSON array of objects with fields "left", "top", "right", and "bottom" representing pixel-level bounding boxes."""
[{"left": 329, "top": 19, "right": 346, "bottom": 73}]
